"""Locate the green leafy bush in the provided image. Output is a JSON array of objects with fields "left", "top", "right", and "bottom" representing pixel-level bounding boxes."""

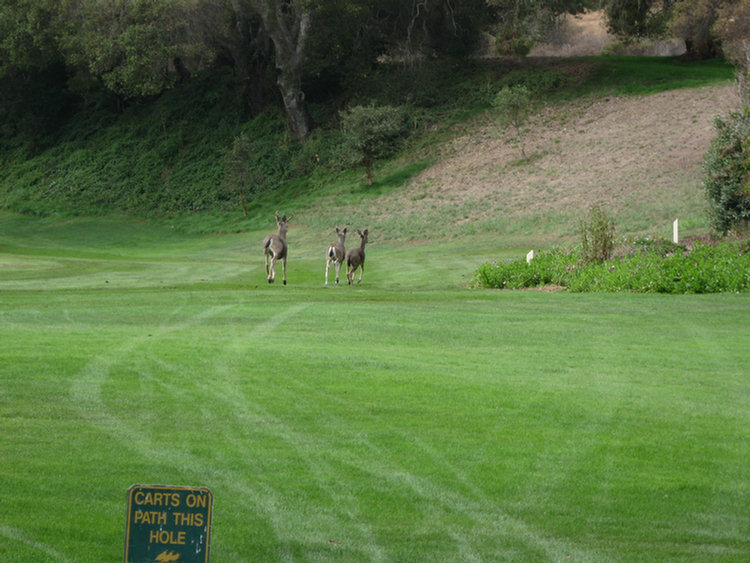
[
  {"left": 474, "top": 241, "right": 750, "bottom": 293},
  {"left": 580, "top": 205, "right": 616, "bottom": 263},
  {"left": 340, "top": 104, "right": 410, "bottom": 185},
  {"left": 629, "top": 235, "right": 686, "bottom": 256},
  {"left": 493, "top": 84, "right": 533, "bottom": 157},
  {"left": 473, "top": 248, "right": 576, "bottom": 290},
  {"left": 495, "top": 67, "right": 568, "bottom": 95},
  {"left": 703, "top": 109, "right": 750, "bottom": 234}
]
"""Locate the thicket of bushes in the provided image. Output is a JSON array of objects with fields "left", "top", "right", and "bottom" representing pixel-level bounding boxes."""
[{"left": 474, "top": 239, "right": 750, "bottom": 294}]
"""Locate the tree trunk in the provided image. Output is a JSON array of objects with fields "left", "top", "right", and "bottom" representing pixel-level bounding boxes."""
[
  {"left": 250, "top": 0, "right": 313, "bottom": 141},
  {"left": 277, "top": 73, "right": 312, "bottom": 142},
  {"left": 227, "top": 1, "right": 275, "bottom": 117}
]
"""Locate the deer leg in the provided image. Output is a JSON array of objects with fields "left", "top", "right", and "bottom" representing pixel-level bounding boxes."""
[
  {"left": 358, "top": 265, "right": 364, "bottom": 284},
  {"left": 267, "top": 254, "right": 276, "bottom": 283},
  {"left": 325, "top": 258, "right": 330, "bottom": 285},
  {"left": 334, "top": 260, "right": 341, "bottom": 284},
  {"left": 281, "top": 256, "right": 287, "bottom": 285}
]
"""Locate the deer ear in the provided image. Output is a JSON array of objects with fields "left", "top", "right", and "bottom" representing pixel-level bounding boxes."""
[
  {"left": 364, "top": 229, "right": 368, "bottom": 235},
  {"left": 343, "top": 227, "right": 348, "bottom": 234}
]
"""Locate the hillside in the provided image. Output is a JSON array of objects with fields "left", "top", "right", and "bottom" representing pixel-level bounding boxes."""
[
  {"left": 0, "top": 56, "right": 738, "bottom": 247},
  {"left": 302, "top": 82, "right": 738, "bottom": 246}
]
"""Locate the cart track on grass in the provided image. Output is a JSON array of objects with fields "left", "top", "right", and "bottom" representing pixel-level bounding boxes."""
[
  {"left": 0, "top": 524, "right": 72, "bottom": 563},
  {"left": 68, "top": 300, "right": 619, "bottom": 563}
]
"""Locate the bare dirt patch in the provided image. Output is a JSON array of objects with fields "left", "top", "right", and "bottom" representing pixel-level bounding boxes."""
[{"left": 369, "top": 82, "right": 739, "bottom": 242}]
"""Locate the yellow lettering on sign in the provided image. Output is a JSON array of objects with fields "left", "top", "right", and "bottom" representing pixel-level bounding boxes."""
[
  {"left": 134, "top": 491, "right": 180, "bottom": 507},
  {"left": 149, "top": 530, "right": 187, "bottom": 545},
  {"left": 185, "top": 494, "right": 207, "bottom": 508},
  {"left": 171, "top": 512, "right": 204, "bottom": 527},
  {"left": 133, "top": 510, "right": 167, "bottom": 525}
]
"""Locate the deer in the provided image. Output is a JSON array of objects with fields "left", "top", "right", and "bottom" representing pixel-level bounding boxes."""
[
  {"left": 263, "top": 212, "right": 291, "bottom": 284},
  {"left": 345, "top": 229, "right": 368, "bottom": 285},
  {"left": 325, "top": 227, "right": 347, "bottom": 285}
]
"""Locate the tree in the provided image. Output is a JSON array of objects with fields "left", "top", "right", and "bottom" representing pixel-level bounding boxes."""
[
  {"left": 703, "top": 111, "right": 750, "bottom": 234},
  {"left": 0, "top": 0, "right": 61, "bottom": 75},
  {"left": 489, "top": 0, "right": 591, "bottom": 57},
  {"left": 340, "top": 104, "right": 409, "bottom": 185},
  {"left": 58, "top": 0, "right": 209, "bottom": 99},
  {"left": 602, "top": 0, "right": 676, "bottom": 38},
  {"left": 248, "top": 0, "right": 313, "bottom": 142},
  {"left": 668, "top": 0, "right": 725, "bottom": 59},
  {"left": 224, "top": 133, "right": 266, "bottom": 216},
  {"left": 493, "top": 85, "right": 533, "bottom": 158},
  {"left": 713, "top": 0, "right": 750, "bottom": 104}
]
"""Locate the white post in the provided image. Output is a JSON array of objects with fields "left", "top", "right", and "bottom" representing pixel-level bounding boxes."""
[
  {"left": 673, "top": 219, "right": 679, "bottom": 244},
  {"left": 526, "top": 250, "right": 535, "bottom": 264}
]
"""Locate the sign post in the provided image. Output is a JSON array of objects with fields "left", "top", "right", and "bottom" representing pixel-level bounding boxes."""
[{"left": 125, "top": 485, "right": 213, "bottom": 563}]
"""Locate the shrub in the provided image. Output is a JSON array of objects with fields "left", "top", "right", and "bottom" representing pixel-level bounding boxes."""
[
  {"left": 628, "top": 235, "right": 686, "bottom": 256},
  {"left": 495, "top": 67, "right": 568, "bottom": 95},
  {"left": 473, "top": 248, "right": 575, "bottom": 290},
  {"left": 224, "top": 134, "right": 265, "bottom": 216},
  {"left": 473, "top": 241, "right": 750, "bottom": 293},
  {"left": 493, "top": 84, "right": 533, "bottom": 157},
  {"left": 703, "top": 110, "right": 750, "bottom": 234},
  {"left": 340, "top": 104, "right": 410, "bottom": 185},
  {"left": 580, "top": 205, "right": 615, "bottom": 263}
]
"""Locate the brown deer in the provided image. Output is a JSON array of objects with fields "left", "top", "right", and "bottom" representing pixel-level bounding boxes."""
[
  {"left": 325, "top": 227, "right": 347, "bottom": 285},
  {"left": 263, "top": 212, "right": 291, "bottom": 284},
  {"left": 345, "top": 229, "right": 368, "bottom": 285}
]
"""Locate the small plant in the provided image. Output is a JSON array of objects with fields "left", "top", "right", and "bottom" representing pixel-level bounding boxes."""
[
  {"left": 580, "top": 205, "right": 616, "bottom": 263},
  {"left": 628, "top": 235, "right": 686, "bottom": 256},
  {"left": 224, "top": 134, "right": 262, "bottom": 216},
  {"left": 493, "top": 85, "right": 532, "bottom": 157},
  {"left": 340, "top": 104, "right": 410, "bottom": 185}
]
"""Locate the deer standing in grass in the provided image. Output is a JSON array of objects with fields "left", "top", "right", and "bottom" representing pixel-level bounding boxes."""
[
  {"left": 346, "top": 229, "right": 368, "bottom": 285},
  {"left": 325, "top": 227, "right": 347, "bottom": 284},
  {"left": 263, "top": 212, "right": 291, "bottom": 284}
]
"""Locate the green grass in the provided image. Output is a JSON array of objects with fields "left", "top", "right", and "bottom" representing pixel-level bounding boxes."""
[
  {"left": 574, "top": 56, "right": 735, "bottom": 97},
  {"left": 2, "top": 213, "right": 749, "bottom": 563}
]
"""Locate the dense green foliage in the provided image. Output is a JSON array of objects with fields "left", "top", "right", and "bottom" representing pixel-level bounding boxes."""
[
  {"left": 580, "top": 205, "right": 616, "bottom": 263},
  {"left": 703, "top": 110, "right": 750, "bottom": 234},
  {"left": 339, "top": 104, "right": 411, "bottom": 185},
  {"left": 474, "top": 239, "right": 750, "bottom": 293}
]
